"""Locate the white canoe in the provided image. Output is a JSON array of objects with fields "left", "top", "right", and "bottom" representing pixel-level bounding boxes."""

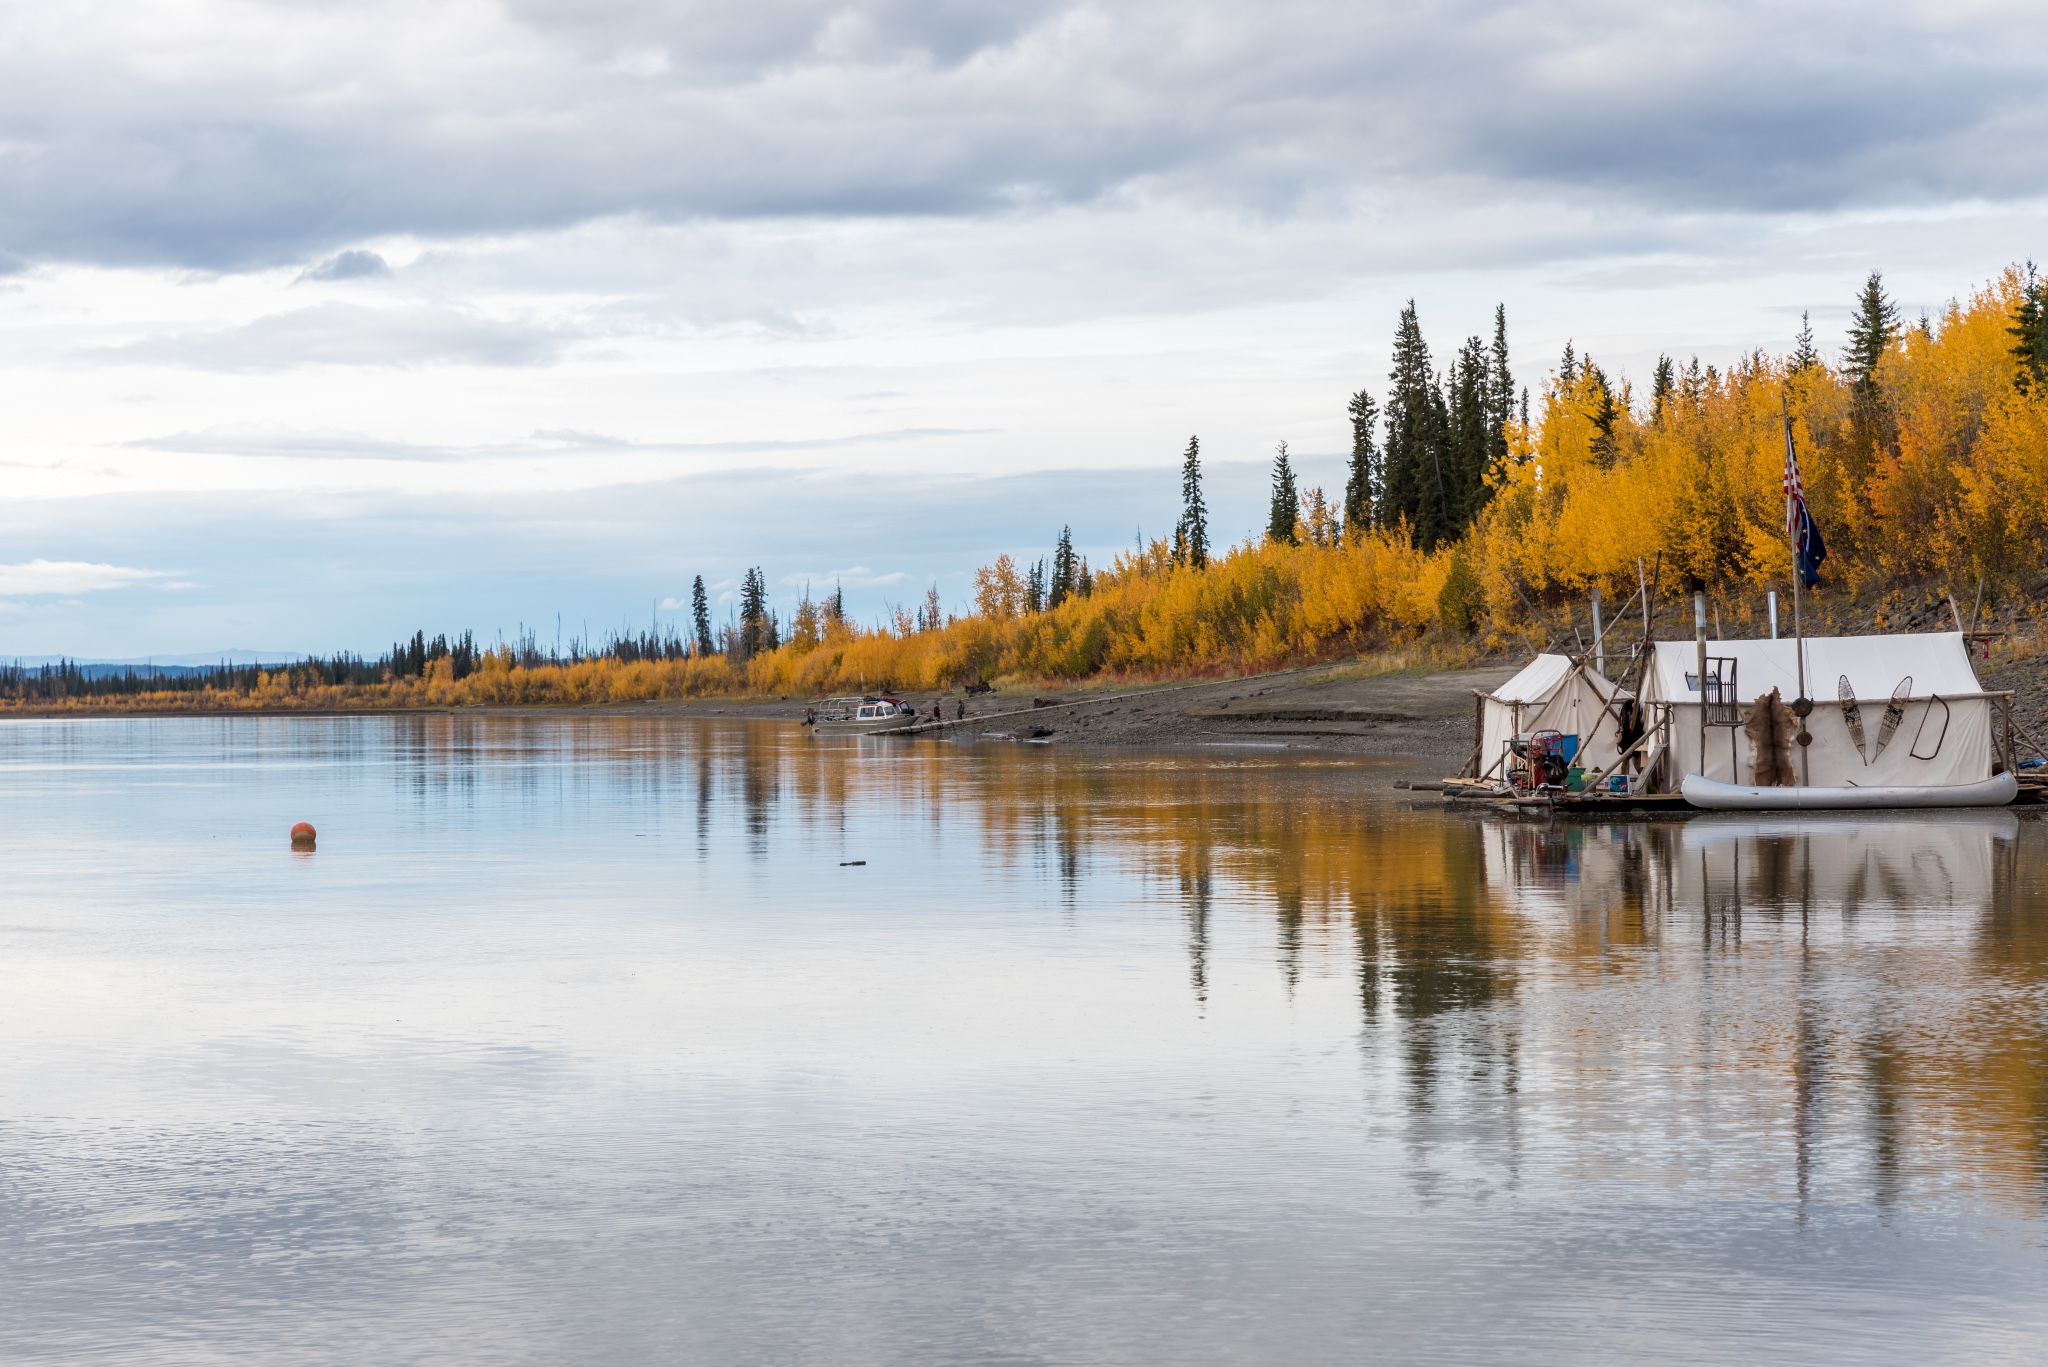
[{"left": 1680, "top": 772, "right": 2018, "bottom": 810}]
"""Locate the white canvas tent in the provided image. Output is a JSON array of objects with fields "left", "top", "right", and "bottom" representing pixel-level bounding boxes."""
[
  {"left": 1640, "top": 632, "right": 2004, "bottom": 790},
  {"left": 1474, "top": 653, "right": 1627, "bottom": 782}
]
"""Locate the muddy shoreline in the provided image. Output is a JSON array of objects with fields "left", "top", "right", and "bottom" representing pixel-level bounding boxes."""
[
  {"left": 523, "top": 661, "right": 1522, "bottom": 776},
  {"left": 0, "top": 661, "right": 1517, "bottom": 777}
]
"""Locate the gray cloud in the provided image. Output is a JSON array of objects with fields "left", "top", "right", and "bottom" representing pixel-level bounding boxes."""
[
  {"left": 297, "top": 249, "right": 390, "bottom": 282},
  {"left": 0, "top": 2, "right": 2039, "bottom": 268},
  {"left": 103, "top": 304, "right": 567, "bottom": 370}
]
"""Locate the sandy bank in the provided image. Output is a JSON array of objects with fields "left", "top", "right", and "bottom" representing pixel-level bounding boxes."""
[{"left": 587, "top": 661, "right": 1521, "bottom": 770}]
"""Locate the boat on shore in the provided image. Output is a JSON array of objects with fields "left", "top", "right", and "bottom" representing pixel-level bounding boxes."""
[{"left": 807, "top": 696, "right": 921, "bottom": 736}]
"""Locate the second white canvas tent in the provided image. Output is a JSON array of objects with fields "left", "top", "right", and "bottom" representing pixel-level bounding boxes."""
[
  {"left": 1475, "top": 653, "right": 1627, "bottom": 782},
  {"left": 1638, "top": 632, "right": 2000, "bottom": 789}
]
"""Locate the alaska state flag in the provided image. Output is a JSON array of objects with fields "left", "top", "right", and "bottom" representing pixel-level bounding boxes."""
[{"left": 1783, "top": 417, "right": 1827, "bottom": 588}]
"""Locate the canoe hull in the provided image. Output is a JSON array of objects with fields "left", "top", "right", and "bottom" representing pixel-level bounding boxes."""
[{"left": 1680, "top": 772, "right": 2017, "bottom": 810}]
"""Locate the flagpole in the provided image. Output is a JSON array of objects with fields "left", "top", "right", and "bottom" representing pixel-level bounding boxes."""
[{"left": 1783, "top": 401, "right": 1811, "bottom": 785}]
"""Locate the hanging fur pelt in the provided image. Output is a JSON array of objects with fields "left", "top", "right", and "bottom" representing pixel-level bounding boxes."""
[{"left": 1743, "top": 687, "right": 1799, "bottom": 787}]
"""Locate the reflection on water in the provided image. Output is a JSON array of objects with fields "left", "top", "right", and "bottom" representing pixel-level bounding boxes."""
[{"left": 2, "top": 716, "right": 2045, "bottom": 1365}]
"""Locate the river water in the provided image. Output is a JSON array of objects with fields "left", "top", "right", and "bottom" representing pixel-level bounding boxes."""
[{"left": 1, "top": 716, "right": 2044, "bottom": 1364}]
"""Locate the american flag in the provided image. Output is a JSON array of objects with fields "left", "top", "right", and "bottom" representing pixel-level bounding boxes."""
[
  {"left": 1783, "top": 412, "right": 1826, "bottom": 587},
  {"left": 1783, "top": 414, "right": 1810, "bottom": 540}
]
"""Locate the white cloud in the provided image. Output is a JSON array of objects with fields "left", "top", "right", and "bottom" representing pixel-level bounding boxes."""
[
  {"left": 105, "top": 303, "right": 568, "bottom": 370},
  {"left": 779, "top": 567, "right": 908, "bottom": 590},
  {"left": 0, "top": 560, "right": 168, "bottom": 596}
]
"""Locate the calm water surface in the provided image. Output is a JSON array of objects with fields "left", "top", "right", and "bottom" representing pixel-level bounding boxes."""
[{"left": 2, "top": 716, "right": 2045, "bottom": 1365}]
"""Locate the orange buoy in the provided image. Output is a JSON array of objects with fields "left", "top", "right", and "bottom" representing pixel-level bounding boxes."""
[{"left": 290, "top": 822, "right": 317, "bottom": 849}]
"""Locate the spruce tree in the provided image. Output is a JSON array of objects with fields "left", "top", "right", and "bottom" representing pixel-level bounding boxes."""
[
  {"left": 738, "top": 568, "right": 768, "bottom": 661},
  {"left": 1650, "top": 355, "right": 1675, "bottom": 419},
  {"left": 1844, "top": 272, "right": 1902, "bottom": 481},
  {"left": 1343, "top": 388, "right": 1377, "bottom": 536},
  {"left": 1026, "top": 559, "right": 1046, "bottom": 613},
  {"left": 1050, "top": 526, "right": 1076, "bottom": 606},
  {"left": 1486, "top": 305, "right": 1514, "bottom": 478},
  {"left": 1267, "top": 442, "right": 1299, "bottom": 544},
  {"left": 1445, "top": 335, "right": 1493, "bottom": 526},
  {"left": 2012, "top": 263, "right": 2048, "bottom": 393},
  {"left": 1583, "top": 358, "right": 1618, "bottom": 462},
  {"left": 1559, "top": 340, "right": 1577, "bottom": 387},
  {"left": 741, "top": 561, "right": 765, "bottom": 655},
  {"left": 1844, "top": 271, "right": 1900, "bottom": 392},
  {"left": 1175, "top": 436, "right": 1209, "bottom": 569},
  {"left": 1380, "top": 301, "right": 1452, "bottom": 549},
  {"left": 1790, "top": 311, "right": 1818, "bottom": 372},
  {"left": 691, "top": 575, "right": 714, "bottom": 656}
]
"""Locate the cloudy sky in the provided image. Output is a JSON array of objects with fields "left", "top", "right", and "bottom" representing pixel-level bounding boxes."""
[{"left": 0, "top": 0, "right": 2042, "bottom": 658}]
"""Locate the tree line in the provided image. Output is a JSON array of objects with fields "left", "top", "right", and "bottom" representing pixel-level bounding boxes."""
[
  {"left": 17, "top": 265, "right": 2042, "bottom": 709},
  {"left": 1163, "top": 302, "right": 1519, "bottom": 568}
]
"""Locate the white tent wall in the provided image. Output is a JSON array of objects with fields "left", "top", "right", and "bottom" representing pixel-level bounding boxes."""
[
  {"left": 1477, "top": 653, "right": 1626, "bottom": 781},
  {"left": 1642, "top": 633, "right": 2000, "bottom": 789}
]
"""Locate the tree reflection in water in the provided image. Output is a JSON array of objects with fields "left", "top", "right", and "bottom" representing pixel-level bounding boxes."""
[{"left": 399, "top": 720, "right": 2048, "bottom": 1216}]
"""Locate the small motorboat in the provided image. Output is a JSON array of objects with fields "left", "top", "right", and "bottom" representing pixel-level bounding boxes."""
[
  {"left": 807, "top": 696, "right": 922, "bottom": 736},
  {"left": 1680, "top": 772, "right": 2018, "bottom": 810}
]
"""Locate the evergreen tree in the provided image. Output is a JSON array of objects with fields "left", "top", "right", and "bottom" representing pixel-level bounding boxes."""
[
  {"left": 1790, "top": 311, "right": 1818, "bottom": 372},
  {"left": 1267, "top": 442, "right": 1299, "bottom": 544},
  {"left": 1487, "top": 304, "right": 1514, "bottom": 476},
  {"left": 1844, "top": 271, "right": 1902, "bottom": 480},
  {"left": 1343, "top": 388, "right": 1378, "bottom": 536},
  {"left": 1380, "top": 300, "right": 1453, "bottom": 549},
  {"left": 1050, "top": 526, "right": 1076, "bottom": 606},
  {"left": 2011, "top": 262, "right": 2048, "bottom": 393},
  {"left": 690, "top": 575, "right": 714, "bottom": 656},
  {"left": 826, "top": 582, "right": 845, "bottom": 625},
  {"left": 1559, "top": 339, "right": 1577, "bottom": 387},
  {"left": 1650, "top": 355, "right": 1675, "bottom": 419},
  {"left": 1026, "top": 558, "right": 1046, "bottom": 613},
  {"left": 1077, "top": 557, "right": 1092, "bottom": 597},
  {"left": 1583, "top": 357, "right": 1618, "bottom": 462},
  {"left": 1844, "top": 271, "right": 1900, "bottom": 391},
  {"left": 1174, "top": 436, "right": 1209, "bottom": 569},
  {"left": 1445, "top": 336, "right": 1492, "bottom": 526},
  {"left": 738, "top": 568, "right": 768, "bottom": 661}
]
